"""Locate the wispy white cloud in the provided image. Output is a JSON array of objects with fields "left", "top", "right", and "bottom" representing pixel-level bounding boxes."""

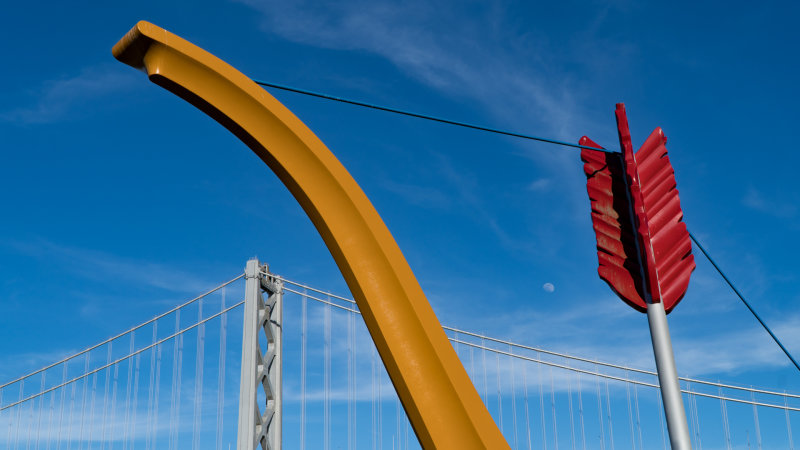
[
  {"left": 742, "top": 187, "right": 797, "bottom": 218},
  {"left": 4, "top": 239, "right": 217, "bottom": 294},
  {"left": 1, "top": 65, "right": 139, "bottom": 124}
]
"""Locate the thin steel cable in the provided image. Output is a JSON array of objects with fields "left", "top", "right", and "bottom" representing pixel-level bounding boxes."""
[
  {"left": 576, "top": 373, "right": 586, "bottom": 450},
  {"left": 324, "top": 296, "right": 331, "bottom": 450},
  {"left": 786, "top": 392, "right": 795, "bottom": 450},
  {"left": 686, "top": 381, "right": 696, "bottom": 448},
  {"left": 109, "top": 364, "right": 119, "bottom": 450},
  {"left": 496, "top": 353, "right": 504, "bottom": 434},
  {"left": 130, "top": 354, "right": 142, "bottom": 449},
  {"left": 604, "top": 378, "right": 614, "bottom": 450},
  {"left": 348, "top": 307, "right": 353, "bottom": 450},
  {"left": 0, "top": 274, "right": 243, "bottom": 391},
  {"left": 86, "top": 372, "right": 98, "bottom": 450},
  {"left": 510, "top": 347, "right": 519, "bottom": 450},
  {"left": 550, "top": 366, "right": 559, "bottom": 450},
  {"left": 482, "top": 337, "right": 489, "bottom": 406},
  {"left": 191, "top": 298, "right": 205, "bottom": 450},
  {"left": 523, "top": 363, "right": 532, "bottom": 450},
  {"left": 14, "top": 381, "right": 24, "bottom": 450},
  {"left": 596, "top": 366, "right": 605, "bottom": 450},
  {"left": 122, "top": 334, "right": 134, "bottom": 450},
  {"left": 100, "top": 344, "right": 112, "bottom": 450},
  {"left": 25, "top": 394, "right": 34, "bottom": 450},
  {"left": 78, "top": 354, "right": 90, "bottom": 448},
  {"left": 168, "top": 311, "right": 180, "bottom": 450},
  {"left": 625, "top": 373, "right": 635, "bottom": 450},
  {"left": 567, "top": 371, "right": 576, "bottom": 450},
  {"left": 1, "top": 302, "right": 242, "bottom": 411},
  {"left": 282, "top": 281, "right": 799, "bottom": 399},
  {"left": 656, "top": 390, "right": 666, "bottom": 450},
  {"left": 753, "top": 390, "right": 763, "bottom": 450},
  {"left": 35, "top": 372, "right": 46, "bottom": 450},
  {"left": 633, "top": 381, "right": 643, "bottom": 450},
  {"left": 300, "top": 291, "right": 307, "bottom": 450},
  {"left": 252, "top": 80, "right": 611, "bottom": 153},
  {"left": 46, "top": 385, "right": 55, "bottom": 450},
  {"left": 152, "top": 344, "right": 162, "bottom": 450},
  {"left": 372, "top": 345, "right": 377, "bottom": 450},
  {"left": 539, "top": 354, "right": 548, "bottom": 450},
  {"left": 689, "top": 232, "right": 800, "bottom": 373},
  {"left": 216, "top": 288, "right": 227, "bottom": 450},
  {"left": 720, "top": 386, "right": 732, "bottom": 450},
  {"left": 145, "top": 324, "right": 157, "bottom": 450}
]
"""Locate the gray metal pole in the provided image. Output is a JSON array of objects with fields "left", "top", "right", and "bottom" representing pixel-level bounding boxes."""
[{"left": 647, "top": 301, "right": 692, "bottom": 450}]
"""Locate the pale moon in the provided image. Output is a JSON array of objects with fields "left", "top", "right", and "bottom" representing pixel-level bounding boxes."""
[{"left": 542, "top": 283, "right": 555, "bottom": 293}]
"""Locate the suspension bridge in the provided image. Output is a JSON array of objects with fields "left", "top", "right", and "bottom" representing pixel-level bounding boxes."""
[{"left": 1, "top": 259, "right": 798, "bottom": 449}]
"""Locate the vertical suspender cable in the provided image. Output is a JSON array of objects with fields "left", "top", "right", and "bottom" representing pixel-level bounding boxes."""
[
  {"left": 510, "top": 346, "right": 518, "bottom": 450},
  {"left": 26, "top": 390, "right": 34, "bottom": 450},
  {"left": 352, "top": 312, "right": 358, "bottom": 450},
  {"left": 14, "top": 381, "right": 24, "bottom": 450},
  {"left": 632, "top": 380, "right": 643, "bottom": 450},
  {"left": 752, "top": 390, "right": 762, "bottom": 450},
  {"left": 496, "top": 353, "right": 504, "bottom": 434},
  {"left": 656, "top": 389, "right": 666, "bottom": 450},
  {"left": 78, "top": 354, "right": 90, "bottom": 447},
  {"left": 523, "top": 363, "right": 532, "bottom": 450},
  {"left": 567, "top": 370, "right": 575, "bottom": 450},
  {"left": 100, "top": 344, "right": 112, "bottom": 450},
  {"left": 87, "top": 372, "right": 98, "bottom": 448},
  {"left": 216, "top": 288, "right": 227, "bottom": 450},
  {"left": 348, "top": 305, "right": 353, "bottom": 450},
  {"left": 192, "top": 299, "right": 205, "bottom": 450},
  {"left": 146, "top": 325, "right": 157, "bottom": 450},
  {"left": 46, "top": 381, "right": 56, "bottom": 450},
  {"left": 153, "top": 343, "right": 162, "bottom": 450},
  {"left": 169, "top": 312, "right": 180, "bottom": 450},
  {"left": 785, "top": 392, "right": 794, "bottom": 450},
  {"left": 371, "top": 345, "right": 376, "bottom": 450},
  {"left": 301, "top": 291, "right": 307, "bottom": 450},
  {"left": 482, "top": 338, "right": 489, "bottom": 406},
  {"left": 131, "top": 354, "right": 142, "bottom": 446},
  {"left": 123, "top": 332, "right": 135, "bottom": 450},
  {"left": 324, "top": 296, "right": 331, "bottom": 450},
  {"left": 35, "top": 371, "right": 46, "bottom": 450},
  {"left": 719, "top": 386, "right": 731, "bottom": 450},
  {"left": 576, "top": 373, "right": 586, "bottom": 450},
  {"left": 595, "top": 365, "right": 605, "bottom": 450},
  {"left": 549, "top": 366, "right": 558, "bottom": 450},
  {"left": 625, "top": 373, "right": 634, "bottom": 450},
  {"left": 109, "top": 364, "right": 120, "bottom": 450},
  {"left": 604, "top": 378, "right": 614, "bottom": 450},
  {"left": 539, "top": 353, "right": 548, "bottom": 450}
]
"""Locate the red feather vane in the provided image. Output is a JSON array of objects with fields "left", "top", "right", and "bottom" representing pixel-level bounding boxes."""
[{"left": 581, "top": 104, "right": 695, "bottom": 313}]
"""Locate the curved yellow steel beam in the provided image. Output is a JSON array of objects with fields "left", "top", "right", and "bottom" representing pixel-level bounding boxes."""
[{"left": 113, "top": 21, "right": 508, "bottom": 449}]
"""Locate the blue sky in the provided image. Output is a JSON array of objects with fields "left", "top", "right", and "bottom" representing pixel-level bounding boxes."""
[{"left": 2, "top": 0, "right": 800, "bottom": 415}]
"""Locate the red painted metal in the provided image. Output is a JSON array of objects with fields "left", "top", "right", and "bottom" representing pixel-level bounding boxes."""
[{"left": 581, "top": 104, "right": 695, "bottom": 313}]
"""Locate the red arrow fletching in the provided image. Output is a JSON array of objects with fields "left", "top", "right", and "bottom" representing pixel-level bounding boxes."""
[{"left": 581, "top": 104, "right": 695, "bottom": 313}]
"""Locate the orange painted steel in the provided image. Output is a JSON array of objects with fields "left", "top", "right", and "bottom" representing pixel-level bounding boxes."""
[{"left": 113, "top": 21, "right": 508, "bottom": 449}]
